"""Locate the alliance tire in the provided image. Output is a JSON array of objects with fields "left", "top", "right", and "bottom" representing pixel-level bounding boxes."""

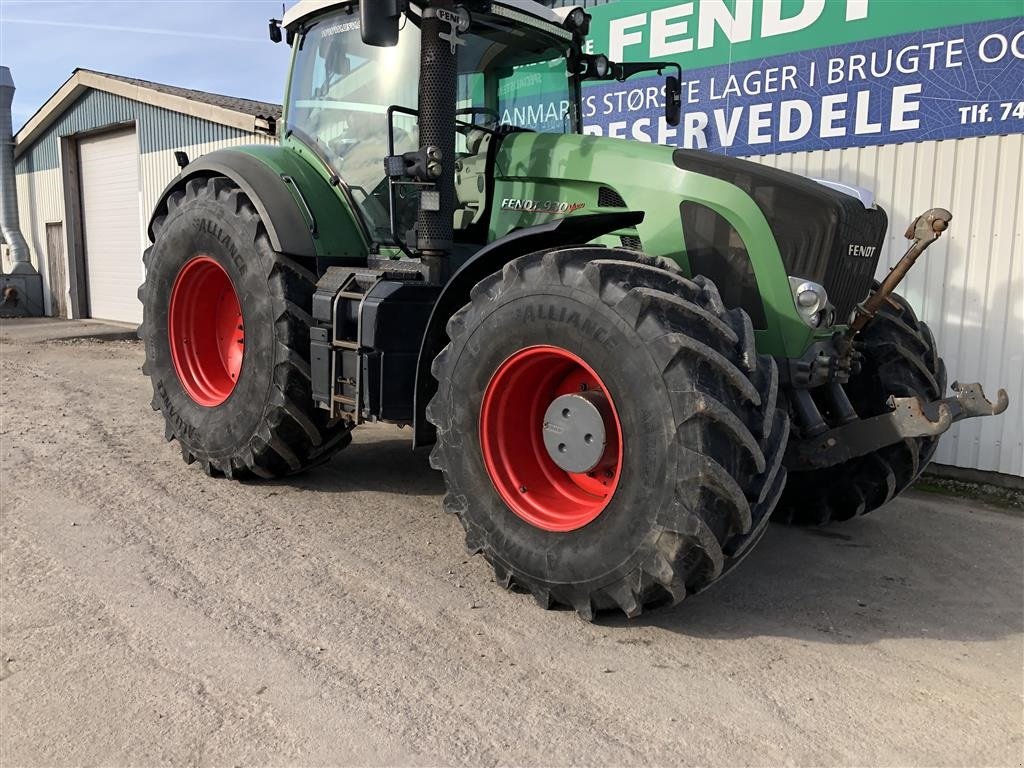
[
  {"left": 138, "top": 176, "right": 352, "bottom": 479},
  {"left": 428, "top": 247, "right": 789, "bottom": 619},
  {"left": 774, "top": 290, "right": 947, "bottom": 524}
]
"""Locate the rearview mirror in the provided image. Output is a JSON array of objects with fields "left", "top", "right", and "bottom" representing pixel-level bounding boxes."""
[
  {"left": 268, "top": 19, "right": 282, "bottom": 44},
  {"left": 361, "top": 0, "right": 402, "bottom": 47},
  {"left": 665, "top": 75, "right": 682, "bottom": 127}
]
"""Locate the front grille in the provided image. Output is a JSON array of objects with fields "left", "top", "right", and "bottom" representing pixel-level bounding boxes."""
[
  {"left": 673, "top": 150, "right": 886, "bottom": 323},
  {"left": 620, "top": 234, "right": 642, "bottom": 250},
  {"left": 826, "top": 206, "right": 888, "bottom": 321}
]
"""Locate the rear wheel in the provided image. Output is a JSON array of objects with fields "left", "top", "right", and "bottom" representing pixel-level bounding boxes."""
[
  {"left": 428, "top": 247, "right": 789, "bottom": 619},
  {"left": 774, "top": 290, "right": 947, "bottom": 524},
  {"left": 139, "top": 177, "right": 352, "bottom": 478}
]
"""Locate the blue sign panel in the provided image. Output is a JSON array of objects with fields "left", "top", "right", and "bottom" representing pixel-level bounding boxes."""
[{"left": 580, "top": 17, "right": 1024, "bottom": 155}]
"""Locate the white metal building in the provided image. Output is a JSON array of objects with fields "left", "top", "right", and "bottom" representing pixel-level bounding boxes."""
[{"left": 12, "top": 69, "right": 278, "bottom": 324}]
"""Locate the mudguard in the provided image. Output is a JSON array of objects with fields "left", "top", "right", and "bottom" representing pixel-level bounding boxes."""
[
  {"left": 412, "top": 211, "right": 645, "bottom": 448},
  {"left": 148, "top": 148, "right": 318, "bottom": 258}
]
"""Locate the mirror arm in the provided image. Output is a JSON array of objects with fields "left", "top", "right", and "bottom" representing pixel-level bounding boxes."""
[{"left": 610, "top": 61, "right": 682, "bottom": 83}]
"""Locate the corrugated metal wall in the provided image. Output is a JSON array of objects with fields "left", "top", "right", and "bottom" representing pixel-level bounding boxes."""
[
  {"left": 13, "top": 89, "right": 275, "bottom": 317},
  {"left": 749, "top": 136, "right": 1023, "bottom": 478}
]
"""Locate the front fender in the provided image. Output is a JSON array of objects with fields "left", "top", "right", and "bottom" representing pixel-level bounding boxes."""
[{"left": 412, "top": 211, "right": 644, "bottom": 448}]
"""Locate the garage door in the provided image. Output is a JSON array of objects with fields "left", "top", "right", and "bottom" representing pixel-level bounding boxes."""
[{"left": 79, "top": 129, "right": 143, "bottom": 324}]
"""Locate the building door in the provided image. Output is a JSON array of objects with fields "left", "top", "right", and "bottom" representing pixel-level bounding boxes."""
[
  {"left": 45, "top": 222, "right": 68, "bottom": 318},
  {"left": 78, "top": 129, "right": 142, "bottom": 324}
]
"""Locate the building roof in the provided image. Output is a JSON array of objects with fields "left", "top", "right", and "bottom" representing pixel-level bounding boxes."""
[
  {"left": 93, "top": 71, "right": 281, "bottom": 122},
  {"left": 15, "top": 69, "right": 281, "bottom": 156}
]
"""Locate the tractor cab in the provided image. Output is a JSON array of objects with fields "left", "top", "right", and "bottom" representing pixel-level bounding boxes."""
[
  {"left": 278, "top": 0, "right": 679, "bottom": 276},
  {"left": 281, "top": 2, "right": 581, "bottom": 252},
  {"left": 284, "top": 1, "right": 581, "bottom": 250}
]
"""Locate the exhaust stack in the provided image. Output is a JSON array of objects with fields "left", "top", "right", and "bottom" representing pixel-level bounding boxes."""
[
  {"left": 0, "top": 66, "right": 34, "bottom": 275},
  {"left": 1, "top": 65, "right": 44, "bottom": 318},
  {"left": 416, "top": 2, "right": 459, "bottom": 279}
]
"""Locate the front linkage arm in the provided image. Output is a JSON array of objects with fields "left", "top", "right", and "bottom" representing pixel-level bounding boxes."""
[
  {"left": 788, "top": 382, "right": 1009, "bottom": 470},
  {"left": 847, "top": 207, "right": 952, "bottom": 335}
]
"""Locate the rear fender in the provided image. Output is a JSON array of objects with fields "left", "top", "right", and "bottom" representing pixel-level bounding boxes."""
[
  {"left": 148, "top": 146, "right": 367, "bottom": 263},
  {"left": 149, "top": 148, "right": 319, "bottom": 257},
  {"left": 412, "top": 211, "right": 644, "bottom": 448}
]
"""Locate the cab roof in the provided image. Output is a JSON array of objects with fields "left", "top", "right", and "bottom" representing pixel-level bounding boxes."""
[{"left": 282, "top": 0, "right": 567, "bottom": 31}]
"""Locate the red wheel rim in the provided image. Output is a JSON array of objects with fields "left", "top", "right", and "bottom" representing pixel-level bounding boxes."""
[
  {"left": 168, "top": 255, "right": 244, "bottom": 407},
  {"left": 479, "top": 346, "right": 623, "bottom": 532}
]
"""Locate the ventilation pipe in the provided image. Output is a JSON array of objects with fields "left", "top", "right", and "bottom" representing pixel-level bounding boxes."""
[{"left": 0, "top": 66, "right": 34, "bottom": 275}]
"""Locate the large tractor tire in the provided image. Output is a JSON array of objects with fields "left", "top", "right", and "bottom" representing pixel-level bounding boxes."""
[
  {"left": 428, "top": 247, "right": 789, "bottom": 619},
  {"left": 774, "top": 290, "right": 947, "bottom": 525},
  {"left": 138, "top": 177, "right": 352, "bottom": 479}
]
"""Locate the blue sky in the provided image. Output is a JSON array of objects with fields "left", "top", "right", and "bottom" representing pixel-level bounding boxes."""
[{"left": 0, "top": 0, "right": 293, "bottom": 130}]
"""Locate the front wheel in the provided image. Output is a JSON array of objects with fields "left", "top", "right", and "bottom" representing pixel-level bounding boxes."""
[
  {"left": 139, "top": 177, "right": 352, "bottom": 478},
  {"left": 428, "top": 247, "right": 789, "bottom": 619}
]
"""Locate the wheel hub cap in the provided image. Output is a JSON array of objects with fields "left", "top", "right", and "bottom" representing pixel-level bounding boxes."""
[{"left": 542, "top": 393, "right": 608, "bottom": 474}]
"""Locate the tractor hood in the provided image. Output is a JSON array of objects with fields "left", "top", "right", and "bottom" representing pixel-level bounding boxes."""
[
  {"left": 490, "top": 131, "right": 889, "bottom": 360},
  {"left": 492, "top": 130, "right": 756, "bottom": 284}
]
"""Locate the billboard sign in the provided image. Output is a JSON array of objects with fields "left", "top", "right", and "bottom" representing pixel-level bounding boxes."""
[{"left": 573, "top": 0, "right": 1024, "bottom": 155}]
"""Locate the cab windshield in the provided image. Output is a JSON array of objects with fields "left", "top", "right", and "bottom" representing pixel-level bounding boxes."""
[{"left": 285, "top": 6, "right": 579, "bottom": 240}]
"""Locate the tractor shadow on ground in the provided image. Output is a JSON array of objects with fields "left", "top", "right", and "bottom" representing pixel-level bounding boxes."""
[
  {"left": 284, "top": 430, "right": 1022, "bottom": 646},
  {"left": 287, "top": 430, "right": 445, "bottom": 498},
  {"left": 606, "top": 502, "right": 1024, "bottom": 645}
]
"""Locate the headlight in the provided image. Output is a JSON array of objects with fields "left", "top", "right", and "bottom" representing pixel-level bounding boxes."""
[{"left": 789, "top": 277, "right": 833, "bottom": 329}]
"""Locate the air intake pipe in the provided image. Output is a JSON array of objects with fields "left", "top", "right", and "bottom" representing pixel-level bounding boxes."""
[{"left": 0, "top": 66, "right": 34, "bottom": 275}]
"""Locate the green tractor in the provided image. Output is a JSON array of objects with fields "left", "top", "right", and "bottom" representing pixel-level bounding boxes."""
[{"left": 139, "top": 0, "right": 1007, "bottom": 619}]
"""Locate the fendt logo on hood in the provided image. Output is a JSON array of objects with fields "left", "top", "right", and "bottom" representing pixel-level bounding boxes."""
[
  {"left": 501, "top": 198, "right": 586, "bottom": 215},
  {"left": 848, "top": 243, "right": 878, "bottom": 258}
]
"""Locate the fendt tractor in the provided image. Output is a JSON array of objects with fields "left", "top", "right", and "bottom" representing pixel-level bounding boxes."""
[{"left": 139, "top": 0, "right": 1008, "bottom": 619}]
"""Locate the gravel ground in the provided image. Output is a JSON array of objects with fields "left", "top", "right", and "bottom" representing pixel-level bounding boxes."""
[{"left": 1, "top": 318, "right": 1022, "bottom": 767}]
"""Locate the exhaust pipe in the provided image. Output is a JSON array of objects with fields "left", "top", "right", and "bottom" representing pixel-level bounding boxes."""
[
  {"left": 0, "top": 66, "right": 35, "bottom": 275},
  {"left": 416, "top": 2, "right": 459, "bottom": 280}
]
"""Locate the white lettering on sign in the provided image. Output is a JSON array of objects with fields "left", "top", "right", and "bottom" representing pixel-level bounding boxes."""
[
  {"left": 761, "top": 0, "right": 825, "bottom": 39},
  {"left": 650, "top": 4, "right": 695, "bottom": 57},
  {"left": 609, "top": 0, "right": 870, "bottom": 60},
  {"left": 583, "top": 85, "right": 923, "bottom": 150}
]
